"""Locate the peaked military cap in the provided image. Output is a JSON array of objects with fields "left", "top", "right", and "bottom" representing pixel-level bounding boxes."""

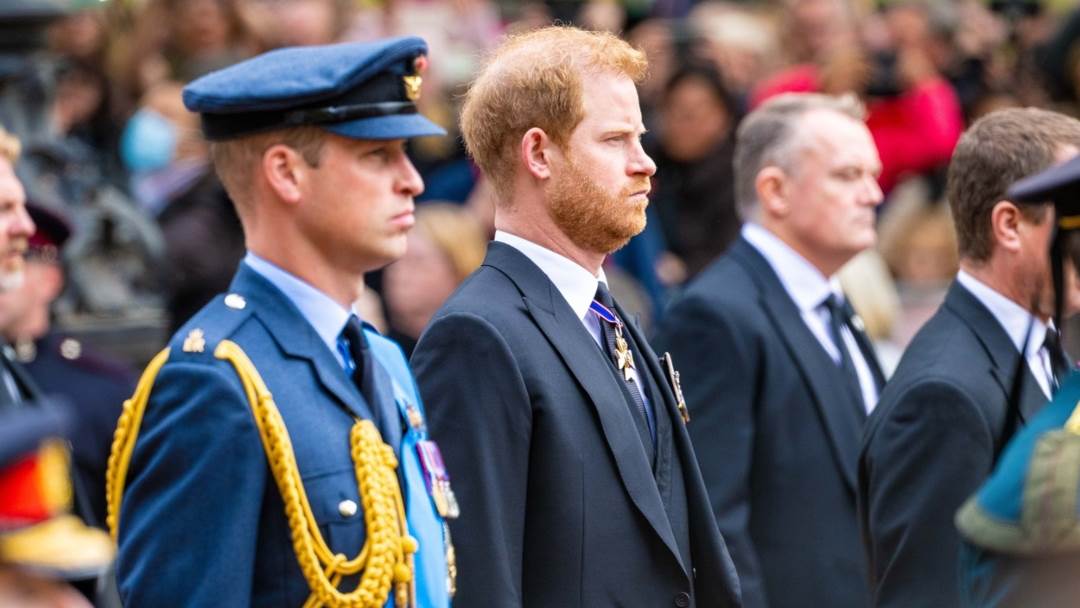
[
  {"left": 1008, "top": 153, "right": 1080, "bottom": 229},
  {"left": 182, "top": 37, "right": 447, "bottom": 142}
]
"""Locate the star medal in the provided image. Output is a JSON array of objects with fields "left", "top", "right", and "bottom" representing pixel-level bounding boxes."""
[{"left": 614, "top": 330, "right": 635, "bottom": 381}]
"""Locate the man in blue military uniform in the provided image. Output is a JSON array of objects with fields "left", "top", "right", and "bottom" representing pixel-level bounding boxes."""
[
  {"left": 955, "top": 152, "right": 1080, "bottom": 607},
  {"left": 108, "top": 38, "right": 455, "bottom": 607}
]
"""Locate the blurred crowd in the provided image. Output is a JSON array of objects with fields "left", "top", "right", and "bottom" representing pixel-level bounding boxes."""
[
  {"left": 6, "top": 0, "right": 1080, "bottom": 604},
  {"left": 8, "top": 0, "right": 1080, "bottom": 374}
]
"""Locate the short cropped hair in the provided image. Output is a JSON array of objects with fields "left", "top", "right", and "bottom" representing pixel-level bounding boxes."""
[
  {"left": 0, "top": 124, "right": 21, "bottom": 164},
  {"left": 209, "top": 126, "right": 326, "bottom": 213},
  {"left": 947, "top": 108, "right": 1080, "bottom": 262},
  {"left": 733, "top": 93, "right": 865, "bottom": 219},
  {"left": 460, "top": 26, "right": 648, "bottom": 199}
]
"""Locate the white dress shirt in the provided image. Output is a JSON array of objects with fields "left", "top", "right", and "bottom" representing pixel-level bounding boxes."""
[
  {"left": 244, "top": 252, "right": 355, "bottom": 369},
  {"left": 956, "top": 270, "right": 1055, "bottom": 399},
  {"left": 742, "top": 223, "right": 880, "bottom": 413},
  {"left": 494, "top": 231, "right": 652, "bottom": 410}
]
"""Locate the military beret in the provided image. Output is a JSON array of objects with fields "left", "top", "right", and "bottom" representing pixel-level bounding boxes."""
[
  {"left": 182, "top": 37, "right": 447, "bottom": 142},
  {"left": 26, "top": 202, "right": 71, "bottom": 256},
  {"left": 1008, "top": 153, "right": 1080, "bottom": 230}
]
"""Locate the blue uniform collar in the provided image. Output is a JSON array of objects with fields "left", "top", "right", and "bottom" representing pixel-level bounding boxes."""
[{"left": 242, "top": 252, "right": 356, "bottom": 368}]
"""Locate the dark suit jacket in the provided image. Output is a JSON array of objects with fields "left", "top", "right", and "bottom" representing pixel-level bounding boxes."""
[
  {"left": 858, "top": 280, "right": 1049, "bottom": 608},
  {"left": 653, "top": 236, "right": 876, "bottom": 608},
  {"left": 411, "top": 242, "right": 741, "bottom": 608},
  {"left": 22, "top": 333, "right": 135, "bottom": 528}
]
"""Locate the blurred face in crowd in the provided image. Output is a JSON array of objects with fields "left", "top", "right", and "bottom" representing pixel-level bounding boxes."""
[
  {"left": 771, "top": 109, "right": 883, "bottom": 275},
  {"left": 0, "top": 566, "right": 90, "bottom": 608},
  {"left": 661, "top": 75, "right": 732, "bottom": 163},
  {"left": 894, "top": 214, "right": 958, "bottom": 286},
  {"left": 0, "top": 252, "right": 63, "bottom": 341},
  {"left": 0, "top": 160, "right": 34, "bottom": 293},
  {"left": 174, "top": 0, "right": 232, "bottom": 57},
  {"left": 267, "top": 0, "right": 339, "bottom": 47},
  {"left": 298, "top": 135, "right": 424, "bottom": 278},
  {"left": 383, "top": 228, "right": 459, "bottom": 340},
  {"left": 788, "top": 0, "right": 853, "bottom": 61},
  {"left": 547, "top": 71, "right": 656, "bottom": 255}
]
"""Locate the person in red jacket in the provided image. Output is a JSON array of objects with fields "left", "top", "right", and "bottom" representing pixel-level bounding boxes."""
[{"left": 753, "top": 0, "right": 963, "bottom": 194}]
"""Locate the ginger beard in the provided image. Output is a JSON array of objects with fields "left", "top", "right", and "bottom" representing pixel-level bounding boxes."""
[{"left": 547, "top": 158, "right": 649, "bottom": 256}]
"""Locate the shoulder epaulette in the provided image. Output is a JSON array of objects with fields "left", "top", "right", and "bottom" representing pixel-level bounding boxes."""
[{"left": 171, "top": 293, "right": 254, "bottom": 360}]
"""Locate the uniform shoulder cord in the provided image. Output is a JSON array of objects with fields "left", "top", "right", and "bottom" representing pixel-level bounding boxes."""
[{"left": 105, "top": 341, "right": 417, "bottom": 608}]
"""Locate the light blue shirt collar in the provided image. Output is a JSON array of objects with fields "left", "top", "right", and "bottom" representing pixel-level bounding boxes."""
[{"left": 243, "top": 252, "right": 355, "bottom": 367}]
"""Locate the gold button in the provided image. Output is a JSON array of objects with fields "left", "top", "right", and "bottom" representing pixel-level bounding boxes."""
[
  {"left": 338, "top": 499, "right": 358, "bottom": 518},
  {"left": 60, "top": 338, "right": 82, "bottom": 360}
]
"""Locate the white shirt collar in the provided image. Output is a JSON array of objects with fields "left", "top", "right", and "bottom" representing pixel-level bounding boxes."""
[
  {"left": 741, "top": 222, "right": 841, "bottom": 311},
  {"left": 494, "top": 230, "right": 608, "bottom": 320},
  {"left": 243, "top": 252, "right": 354, "bottom": 361},
  {"left": 956, "top": 269, "right": 1048, "bottom": 359}
]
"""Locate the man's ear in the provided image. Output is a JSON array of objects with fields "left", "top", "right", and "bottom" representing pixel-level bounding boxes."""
[
  {"left": 38, "top": 264, "right": 65, "bottom": 302},
  {"left": 521, "top": 128, "right": 556, "bottom": 181},
  {"left": 989, "top": 199, "right": 1024, "bottom": 254},
  {"left": 756, "top": 166, "right": 790, "bottom": 219},
  {"left": 261, "top": 144, "right": 307, "bottom": 206}
]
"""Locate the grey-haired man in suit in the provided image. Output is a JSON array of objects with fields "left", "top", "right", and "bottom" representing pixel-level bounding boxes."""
[{"left": 654, "top": 92, "right": 886, "bottom": 608}]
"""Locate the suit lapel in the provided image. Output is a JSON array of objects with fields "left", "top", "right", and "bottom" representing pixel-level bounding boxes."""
[
  {"left": 483, "top": 243, "right": 686, "bottom": 575},
  {"left": 229, "top": 265, "right": 375, "bottom": 422},
  {"left": 730, "top": 238, "right": 862, "bottom": 491},
  {"left": 367, "top": 358, "right": 404, "bottom": 453},
  {"left": 945, "top": 281, "right": 1049, "bottom": 421}
]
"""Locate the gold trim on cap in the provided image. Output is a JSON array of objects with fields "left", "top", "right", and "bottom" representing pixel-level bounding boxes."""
[
  {"left": 403, "top": 75, "right": 422, "bottom": 102},
  {"left": 1059, "top": 215, "right": 1080, "bottom": 230}
]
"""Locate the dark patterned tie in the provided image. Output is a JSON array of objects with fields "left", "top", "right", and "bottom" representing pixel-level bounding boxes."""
[
  {"left": 822, "top": 294, "right": 867, "bottom": 411},
  {"left": 339, "top": 316, "right": 379, "bottom": 421}
]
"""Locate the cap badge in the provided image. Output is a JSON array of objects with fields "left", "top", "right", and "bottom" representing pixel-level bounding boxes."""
[
  {"left": 403, "top": 75, "right": 422, "bottom": 102},
  {"left": 183, "top": 329, "right": 206, "bottom": 353}
]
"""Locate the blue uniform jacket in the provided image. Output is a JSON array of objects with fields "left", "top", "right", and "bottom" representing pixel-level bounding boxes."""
[{"left": 115, "top": 263, "right": 449, "bottom": 607}]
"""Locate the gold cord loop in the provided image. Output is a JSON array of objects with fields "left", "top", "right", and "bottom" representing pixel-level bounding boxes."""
[{"left": 106, "top": 341, "right": 416, "bottom": 607}]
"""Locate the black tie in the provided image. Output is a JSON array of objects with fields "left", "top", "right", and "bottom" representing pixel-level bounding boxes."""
[
  {"left": 594, "top": 283, "right": 655, "bottom": 449},
  {"left": 1043, "top": 328, "right": 1071, "bottom": 395},
  {"left": 340, "top": 316, "right": 378, "bottom": 422},
  {"left": 822, "top": 294, "right": 867, "bottom": 411}
]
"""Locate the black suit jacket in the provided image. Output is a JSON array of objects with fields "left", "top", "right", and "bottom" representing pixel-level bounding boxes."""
[
  {"left": 858, "top": 280, "right": 1049, "bottom": 608},
  {"left": 411, "top": 242, "right": 741, "bottom": 608},
  {"left": 653, "top": 236, "right": 877, "bottom": 608}
]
